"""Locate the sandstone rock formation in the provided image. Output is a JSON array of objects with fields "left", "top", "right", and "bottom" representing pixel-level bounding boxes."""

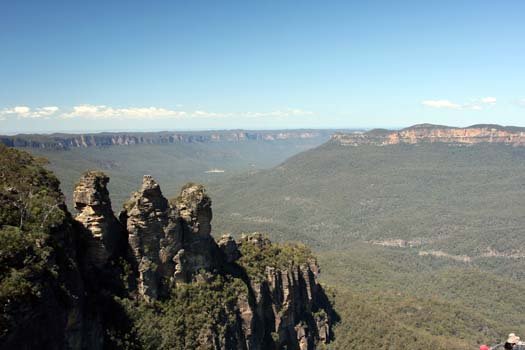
[
  {"left": 73, "top": 171, "right": 126, "bottom": 267},
  {"left": 116, "top": 176, "right": 335, "bottom": 348},
  {"left": 121, "top": 175, "right": 176, "bottom": 301},
  {"left": 332, "top": 124, "right": 525, "bottom": 146},
  {"left": 120, "top": 177, "right": 220, "bottom": 301},
  {"left": 170, "top": 183, "right": 219, "bottom": 282},
  {"left": 236, "top": 234, "right": 333, "bottom": 350}
]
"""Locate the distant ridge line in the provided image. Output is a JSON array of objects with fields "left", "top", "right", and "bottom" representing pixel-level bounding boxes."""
[
  {"left": 332, "top": 124, "right": 525, "bottom": 146},
  {"left": 0, "top": 129, "right": 336, "bottom": 150}
]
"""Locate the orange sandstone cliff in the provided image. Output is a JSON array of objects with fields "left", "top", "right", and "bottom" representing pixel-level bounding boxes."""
[{"left": 332, "top": 124, "right": 525, "bottom": 146}]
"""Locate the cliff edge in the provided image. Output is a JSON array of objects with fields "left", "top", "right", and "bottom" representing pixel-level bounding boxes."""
[{"left": 332, "top": 124, "right": 525, "bottom": 146}]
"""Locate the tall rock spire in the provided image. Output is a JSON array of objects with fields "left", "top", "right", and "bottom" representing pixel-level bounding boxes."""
[
  {"left": 170, "top": 183, "right": 218, "bottom": 283},
  {"left": 123, "top": 175, "right": 177, "bottom": 301},
  {"left": 73, "top": 171, "right": 126, "bottom": 268}
]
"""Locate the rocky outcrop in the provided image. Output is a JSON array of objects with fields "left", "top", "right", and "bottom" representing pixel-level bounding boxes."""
[
  {"left": 171, "top": 183, "right": 219, "bottom": 282},
  {"left": 116, "top": 176, "right": 335, "bottom": 349},
  {"left": 218, "top": 234, "right": 241, "bottom": 263},
  {"left": 0, "top": 130, "right": 330, "bottom": 150},
  {"left": 73, "top": 171, "right": 126, "bottom": 268},
  {"left": 121, "top": 175, "right": 176, "bottom": 301},
  {"left": 332, "top": 124, "right": 525, "bottom": 146},
  {"left": 120, "top": 177, "right": 220, "bottom": 301},
  {"left": 236, "top": 234, "right": 333, "bottom": 350}
]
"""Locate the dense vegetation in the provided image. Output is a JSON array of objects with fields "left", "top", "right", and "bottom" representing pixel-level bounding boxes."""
[
  {"left": 321, "top": 245, "right": 525, "bottom": 348},
  {"left": 211, "top": 142, "right": 525, "bottom": 257},
  {"left": 0, "top": 144, "right": 76, "bottom": 343},
  {"left": 237, "top": 233, "right": 314, "bottom": 279},
  {"left": 115, "top": 275, "right": 248, "bottom": 350}
]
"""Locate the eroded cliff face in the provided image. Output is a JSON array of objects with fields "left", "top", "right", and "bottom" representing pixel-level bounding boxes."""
[
  {"left": 236, "top": 234, "right": 332, "bottom": 350},
  {"left": 333, "top": 124, "right": 525, "bottom": 146},
  {"left": 121, "top": 175, "right": 176, "bottom": 301},
  {"left": 0, "top": 130, "right": 329, "bottom": 150}
]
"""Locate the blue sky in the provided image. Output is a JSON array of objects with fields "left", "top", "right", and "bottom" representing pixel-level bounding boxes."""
[{"left": 0, "top": 0, "right": 524, "bottom": 133}]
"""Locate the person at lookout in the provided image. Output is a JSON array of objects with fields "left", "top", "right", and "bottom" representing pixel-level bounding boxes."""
[
  {"left": 479, "top": 345, "right": 489, "bottom": 350},
  {"left": 505, "top": 333, "right": 520, "bottom": 349}
]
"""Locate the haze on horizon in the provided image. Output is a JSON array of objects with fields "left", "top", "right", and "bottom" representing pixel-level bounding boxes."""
[{"left": 1, "top": 0, "right": 524, "bottom": 133}]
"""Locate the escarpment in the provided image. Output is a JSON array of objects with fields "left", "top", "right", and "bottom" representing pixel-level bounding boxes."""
[
  {"left": 0, "top": 145, "right": 335, "bottom": 350},
  {"left": 333, "top": 124, "right": 525, "bottom": 146},
  {"left": 0, "top": 130, "right": 330, "bottom": 150}
]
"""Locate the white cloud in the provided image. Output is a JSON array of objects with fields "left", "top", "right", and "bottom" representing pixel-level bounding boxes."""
[
  {"left": 422, "top": 97, "right": 497, "bottom": 111},
  {"left": 61, "top": 105, "right": 189, "bottom": 120},
  {"left": 61, "top": 105, "right": 315, "bottom": 120},
  {"left": 422, "top": 100, "right": 461, "bottom": 109},
  {"left": 245, "top": 108, "right": 314, "bottom": 118},
  {"left": 0, "top": 105, "right": 60, "bottom": 119},
  {"left": 0, "top": 104, "right": 314, "bottom": 122},
  {"left": 14, "top": 106, "right": 31, "bottom": 115},
  {"left": 516, "top": 98, "right": 525, "bottom": 107}
]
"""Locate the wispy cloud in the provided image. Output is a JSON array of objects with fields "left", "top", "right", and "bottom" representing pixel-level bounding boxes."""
[
  {"left": 0, "top": 106, "right": 60, "bottom": 119},
  {"left": 516, "top": 98, "right": 525, "bottom": 107},
  {"left": 245, "top": 109, "right": 314, "bottom": 118},
  {"left": 60, "top": 105, "right": 188, "bottom": 120},
  {"left": 421, "top": 97, "right": 497, "bottom": 111},
  {"left": 421, "top": 100, "right": 461, "bottom": 109},
  {"left": 0, "top": 104, "right": 314, "bottom": 121}
]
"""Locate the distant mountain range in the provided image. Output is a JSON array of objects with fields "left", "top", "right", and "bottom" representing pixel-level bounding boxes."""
[
  {"left": 5, "top": 124, "right": 525, "bottom": 150},
  {"left": 333, "top": 124, "right": 525, "bottom": 146},
  {"left": 0, "top": 129, "right": 337, "bottom": 150}
]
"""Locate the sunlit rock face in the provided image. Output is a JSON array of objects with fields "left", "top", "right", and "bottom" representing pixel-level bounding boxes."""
[
  {"left": 332, "top": 124, "right": 525, "bottom": 146},
  {"left": 171, "top": 183, "right": 219, "bottom": 282},
  {"left": 73, "top": 171, "right": 126, "bottom": 268}
]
